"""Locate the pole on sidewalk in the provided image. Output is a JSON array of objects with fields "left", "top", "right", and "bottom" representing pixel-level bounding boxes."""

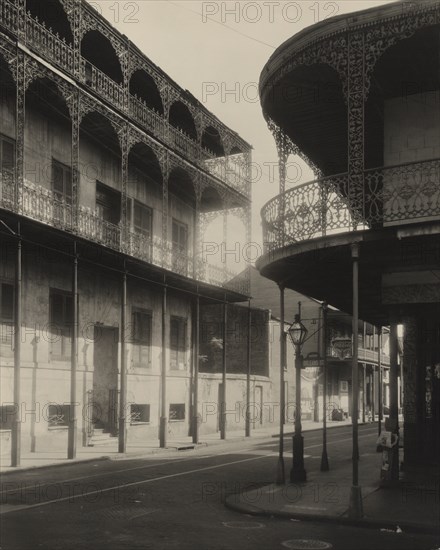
[
  {"left": 160, "top": 284, "right": 167, "bottom": 448},
  {"left": 388, "top": 317, "right": 400, "bottom": 482},
  {"left": 192, "top": 293, "right": 200, "bottom": 445},
  {"left": 349, "top": 242, "right": 363, "bottom": 518},
  {"left": 68, "top": 244, "right": 78, "bottom": 459},
  {"left": 11, "top": 232, "right": 22, "bottom": 467},
  {"left": 276, "top": 284, "right": 285, "bottom": 484},
  {"left": 320, "top": 301, "right": 329, "bottom": 471},
  {"left": 376, "top": 326, "right": 383, "bottom": 452},
  {"left": 362, "top": 363, "right": 366, "bottom": 424},
  {"left": 118, "top": 269, "right": 127, "bottom": 453},
  {"left": 220, "top": 300, "right": 227, "bottom": 440},
  {"left": 245, "top": 299, "right": 251, "bottom": 438}
]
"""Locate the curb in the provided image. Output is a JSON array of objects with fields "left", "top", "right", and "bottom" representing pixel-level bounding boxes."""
[
  {"left": 224, "top": 492, "right": 440, "bottom": 535},
  {"left": 0, "top": 455, "right": 112, "bottom": 476}
]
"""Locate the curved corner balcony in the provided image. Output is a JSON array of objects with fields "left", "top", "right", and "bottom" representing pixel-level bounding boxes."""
[{"left": 261, "top": 158, "right": 440, "bottom": 251}]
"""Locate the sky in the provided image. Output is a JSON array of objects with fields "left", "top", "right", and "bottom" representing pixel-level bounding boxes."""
[{"left": 90, "top": 0, "right": 391, "bottom": 251}]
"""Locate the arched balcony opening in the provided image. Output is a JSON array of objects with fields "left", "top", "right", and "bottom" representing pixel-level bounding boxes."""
[
  {"left": 263, "top": 63, "right": 347, "bottom": 176},
  {"left": 127, "top": 142, "right": 163, "bottom": 262},
  {"left": 129, "top": 70, "right": 163, "bottom": 115},
  {"left": 0, "top": 56, "right": 16, "bottom": 207},
  {"left": 79, "top": 112, "right": 122, "bottom": 247},
  {"left": 168, "top": 167, "right": 196, "bottom": 276},
  {"left": 81, "top": 30, "right": 123, "bottom": 84},
  {"left": 365, "top": 25, "right": 440, "bottom": 227},
  {"left": 202, "top": 126, "right": 225, "bottom": 157},
  {"left": 169, "top": 101, "right": 197, "bottom": 141},
  {"left": 26, "top": 0, "right": 73, "bottom": 44},
  {"left": 24, "top": 78, "right": 72, "bottom": 226}
]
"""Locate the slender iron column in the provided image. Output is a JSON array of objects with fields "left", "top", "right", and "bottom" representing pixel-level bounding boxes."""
[
  {"left": 11, "top": 235, "right": 22, "bottom": 467},
  {"left": 160, "top": 285, "right": 167, "bottom": 448},
  {"left": 118, "top": 271, "right": 127, "bottom": 453},
  {"left": 349, "top": 242, "right": 363, "bottom": 518},
  {"left": 192, "top": 294, "right": 200, "bottom": 444},
  {"left": 362, "top": 363, "right": 366, "bottom": 423},
  {"left": 68, "top": 246, "right": 78, "bottom": 459},
  {"left": 220, "top": 301, "right": 227, "bottom": 440},
  {"left": 371, "top": 326, "right": 376, "bottom": 422},
  {"left": 388, "top": 318, "right": 400, "bottom": 481},
  {"left": 320, "top": 301, "right": 329, "bottom": 471},
  {"left": 377, "top": 326, "right": 383, "bottom": 451},
  {"left": 245, "top": 299, "right": 251, "bottom": 437},
  {"left": 276, "top": 285, "right": 285, "bottom": 484}
]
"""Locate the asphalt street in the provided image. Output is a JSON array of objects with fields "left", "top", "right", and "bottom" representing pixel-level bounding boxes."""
[{"left": 1, "top": 424, "right": 439, "bottom": 550}]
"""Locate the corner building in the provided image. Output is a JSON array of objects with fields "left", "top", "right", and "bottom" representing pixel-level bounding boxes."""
[
  {"left": 257, "top": 0, "right": 440, "bottom": 467},
  {"left": 0, "top": 0, "right": 252, "bottom": 463}
]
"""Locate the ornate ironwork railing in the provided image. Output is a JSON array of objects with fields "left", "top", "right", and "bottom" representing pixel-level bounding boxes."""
[
  {"left": 261, "top": 159, "right": 440, "bottom": 251},
  {"left": 0, "top": 178, "right": 248, "bottom": 294},
  {"left": 0, "top": 0, "right": 17, "bottom": 34},
  {"left": 81, "top": 58, "right": 125, "bottom": 111},
  {"left": 168, "top": 124, "right": 199, "bottom": 160},
  {"left": 129, "top": 95, "right": 165, "bottom": 141},
  {"left": 26, "top": 14, "right": 75, "bottom": 74}
]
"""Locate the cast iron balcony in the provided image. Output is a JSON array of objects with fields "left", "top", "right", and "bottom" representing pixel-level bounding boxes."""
[{"left": 261, "top": 158, "right": 440, "bottom": 251}]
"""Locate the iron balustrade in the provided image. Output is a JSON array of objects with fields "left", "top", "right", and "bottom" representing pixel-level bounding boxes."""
[
  {"left": 261, "top": 159, "right": 440, "bottom": 251},
  {"left": 81, "top": 59, "right": 125, "bottom": 111},
  {"left": 26, "top": 14, "right": 75, "bottom": 74},
  {"left": 0, "top": 177, "right": 249, "bottom": 294},
  {"left": 0, "top": 0, "right": 17, "bottom": 34},
  {"left": 168, "top": 124, "right": 199, "bottom": 160},
  {"left": 128, "top": 95, "right": 165, "bottom": 141}
]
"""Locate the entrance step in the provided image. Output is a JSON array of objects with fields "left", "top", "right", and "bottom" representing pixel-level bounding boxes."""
[{"left": 87, "top": 427, "right": 118, "bottom": 447}]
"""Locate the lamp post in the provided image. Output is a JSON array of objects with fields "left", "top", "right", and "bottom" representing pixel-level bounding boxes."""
[{"left": 288, "top": 311, "right": 308, "bottom": 483}]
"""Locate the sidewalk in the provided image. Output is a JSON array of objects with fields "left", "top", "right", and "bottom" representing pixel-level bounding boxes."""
[
  {"left": 0, "top": 419, "right": 354, "bottom": 474},
  {"left": 225, "top": 439, "right": 440, "bottom": 535}
]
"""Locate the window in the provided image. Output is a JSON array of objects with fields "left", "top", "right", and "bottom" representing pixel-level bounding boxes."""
[
  {"left": 0, "top": 135, "right": 15, "bottom": 205},
  {"left": 130, "top": 404, "right": 150, "bottom": 424},
  {"left": 172, "top": 219, "right": 188, "bottom": 275},
  {"left": 132, "top": 309, "right": 152, "bottom": 366},
  {"left": 169, "top": 403, "right": 185, "bottom": 421},
  {"left": 127, "top": 199, "right": 153, "bottom": 261},
  {"left": 0, "top": 135, "right": 15, "bottom": 183},
  {"left": 47, "top": 404, "right": 70, "bottom": 428},
  {"left": 49, "top": 290, "right": 73, "bottom": 360},
  {"left": 0, "top": 282, "right": 14, "bottom": 354},
  {"left": 52, "top": 160, "right": 72, "bottom": 203},
  {"left": 0, "top": 405, "right": 16, "bottom": 430},
  {"left": 96, "top": 182, "right": 121, "bottom": 225},
  {"left": 52, "top": 160, "right": 72, "bottom": 226},
  {"left": 170, "top": 316, "right": 187, "bottom": 370}
]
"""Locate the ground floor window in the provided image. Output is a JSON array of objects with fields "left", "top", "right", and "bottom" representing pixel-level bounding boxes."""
[
  {"left": 130, "top": 404, "right": 150, "bottom": 424},
  {"left": 169, "top": 403, "right": 185, "bottom": 421},
  {"left": 47, "top": 404, "right": 71, "bottom": 428}
]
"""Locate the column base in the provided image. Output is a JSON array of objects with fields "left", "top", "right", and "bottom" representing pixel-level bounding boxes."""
[{"left": 348, "top": 485, "right": 364, "bottom": 519}]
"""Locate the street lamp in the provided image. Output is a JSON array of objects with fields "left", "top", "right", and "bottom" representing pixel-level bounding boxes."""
[{"left": 288, "top": 312, "right": 308, "bottom": 483}]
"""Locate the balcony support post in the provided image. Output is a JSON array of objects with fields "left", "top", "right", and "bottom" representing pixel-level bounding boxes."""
[
  {"left": 348, "top": 242, "right": 363, "bottom": 518},
  {"left": 276, "top": 284, "right": 286, "bottom": 484},
  {"left": 362, "top": 363, "right": 366, "bottom": 424},
  {"left": 160, "top": 284, "right": 167, "bottom": 448},
  {"left": 376, "top": 326, "right": 383, "bottom": 451},
  {"left": 220, "top": 300, "right": 227, "bottom": 440},
  {"left": 245, "top": 299, "right": 252, "bottom": 438},
  {"left": 11, "top": 232, "right": 22, "bottom": 467},
  {"left": 320, "top": 301, "right": 329, "bottom": 472},
  {"left": 71, "top": 92, "right": 80, "bottom": 227},
  {"left": 68, "top": 245, "right": 78, "bottom": 459},
  {"left": 192, "top": 293, "right": 200, "bottom": 445},
  {"left": 15, "top": 51, "right": 25, "bottom": 213},
  {"left": 118, "top": 270, "right": 127, "bottom": 453},
  {"left": 387, "top": 316, "right": 400, "bottom": 483}
]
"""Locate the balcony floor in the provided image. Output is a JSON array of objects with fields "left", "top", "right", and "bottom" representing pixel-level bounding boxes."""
[{"left": 257, "top": 221, "right": 440, "bottom": 326}]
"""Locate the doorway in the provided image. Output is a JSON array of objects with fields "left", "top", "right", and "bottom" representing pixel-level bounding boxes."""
[{"left": 93, "top": 326, "right": 119, "bottom": 432}]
